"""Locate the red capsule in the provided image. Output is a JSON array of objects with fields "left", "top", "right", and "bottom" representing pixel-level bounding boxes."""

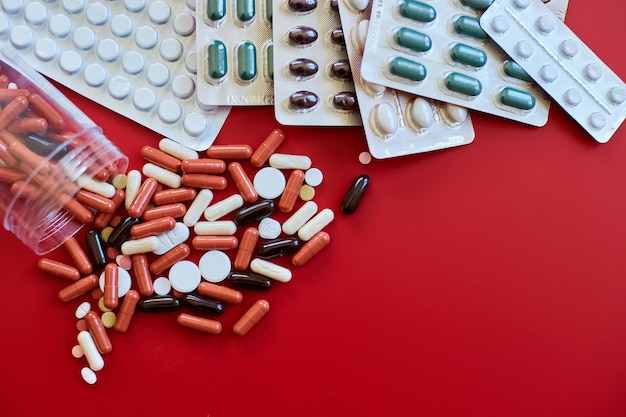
[
  {"left": 181, "top": 158, "right": 226, "bottom": 174},
  {"left": 113, "top": 290, "right": 140, "bottom": 333},
  {"left": 292, "top": 231, "right": 330, "bottom": 266},
  {"left": 197, "top": 282, "right": 243, "bottom": 304},
  {"left": 181, "top": 173, "right": 227, "bottom": 190},
  {"left": 177, "top": 313, "right": 222, "bottom": 335},
  {"left": 75, "top": 189, "right": 115, "bottom": 213},
  {"left": 93, "top": 189, "right": 125, "bottom": 229},
  {"left": 127, "top": 178, "right": 158, "bottom": 218},
  {"left": 250, "top": 129, "right": 285, "bottom": 167},
  {"left": 28, "top": 93, "right": 66, "bottom": 131},
  {"left": 58, "top": 274, "right": 99, "bottom": 302},
  {"left": 278, "top": 169, "right": 305, "bottom": 213},
  {"left": 141, "top": 145, "right": 182, "bottom": 172},
  {"left": 149, "top": 243, "right": 191, "bottom": 275},
  {"left": 130, "top": 216, "right": 176, "bottom": 238},
  {"left": 37, "top": 258, "right": 81, "bottom": 281},
  {"left": 0, "top": 89, "right": 30, "bottom": 102},
  {"left": 206, "top": 144, "right": 253, "bottom": 160},
  {"left": 152, "top": 187, "right": 197, "bottom": 205},
  {"left": 131, "top": 254, "right": 154, "bottom": 297},
  {"left": 228, "top": 162, "right": 258, "bottom": 203},
  {"left": 63, "top": 236, "right": 93, "bottom": 276},
  {"left": 84, "top": 311, "right": 112, "bottom": 354},
  {"left": 6, "top": 117, "right": 48, "bottom": 134},
  {"left": 0, "top": 166, "right": 25, "bottom": 183},
  {"left": 234, "top": 227, "right": 259, "bottom": 270},
  {"left": 57, "top": 194, "right": 94, "bottom": 224},
  {"left": 233, "top": 299, "right": 270, "bottom": 336},
  {"left": 192, "top": 236, "right": 239, "bottom": 251},
  {"left": 142, "top": 203, "right": 186, "bottom": 221},
  {"left": 0, "top": 96, "right": 29, "bottom": 129},
  {"left": 103, "top": 264, "right": 119, "bottom": 309}
]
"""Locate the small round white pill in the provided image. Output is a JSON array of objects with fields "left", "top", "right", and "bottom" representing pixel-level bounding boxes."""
[
  {"left": 254, "top": 167, "right": 286, "bottom": 199},
  {"left": 110, "top": 14, "right": 134, "bottom": 37},
  {"left": 98, "top": 267, "right": 132, "bottom": 297},
  {"left": 83, "top": 63, "right": 107, "bottom": 87},
  {"left": 24, "top": 2, "right": 48, "bottom": 25},
  {"left": 515, "top": 40, "right": 534, "bottom": 59},
  {"left": 304, "top": 168, "right": 323, "bottom": 187},
  {"left": 540, "top": 64, "right": 558, "bottom": 83},
  {"left": 199, "top": 250, "right": 231, "bottom": 283},
  {"left": 513, "top": 0, "right": 530, "bottom": 9},
  {"left": 73, "top": 26, "right": 96, "bottom": 50},
  {"left": 147, "top": 62, "right": 170, "bottom": 86},
  {"left": 173, "top": 12, "right": 195, "bottom": 36},
  {"left": 184, "top": 50, "right": 198, "bottom": 74},
  {"left": 0, "top": 13, "right": 10, "bottom": 35},
  {"left": 441, "top": 103, "right": 469, "bottom": 125},
  {"left": 81, "top": 367, "right": 97, "bottom": 385},
  {"left": 564, "top": 88, "right": 582, "bottom": 107},
  {"left": 259, "top": 217, "right": 282, "bottom": 239},
  {"left": 122, "top": 50, "right": 145, "bottom": 74},
  {"left": 160, "top": 37, "right": 183, "bottom": 61},
  {"left": 75, "top": 301, "right": 91, "bottom": 319},
  {"left": 584, "top": 63, "right": 603, "bottom": 82},
  {"left": 153, "top": 276, "right": 171, "bottom": 295},
  {"left": 108, "top": 75, "right": 132, "bottom": 100},
  {"left": 171, "top": 75, "right": 195, "bottom": 99},
  {"left": 9, "top": 25, "right": 33, "bottom": 49},
  {"left": 59, "top": 50, "right": 83, "bottom": 74},
  {"left": 169, "top": 260, "right": 201, "bottom": 293},
  {"left": 49, "top": 14, "right": 72, "bottom": 37},
  {"left": 34, "top": 38, "right": 58, "bottom": 61},
  {"left": 97, "top": 38, "right": 120, "bottom": 62},
  {"left": 560, "top": 39, "right": 579, "bottom": 58},
  {"left": 124, "top": 0, "right": 146, "bottom": 12},
  {"left": 133, "top": 87, "right": 157, "bottom": 111},
  {"left": 609, "top": 86, "right": 626, "bottom": 105},
  {"left": 351, "top": 19, "right": 369, "bottom": 54},
  {"left": 406, "top": 97, "right": 434, "bottom": 131},
  {"left": 536, "top": 15, "right": 555, "bottom": 34},
  {"left": 490, "top": 16, "right": 509, "bottom": 34},
  {"left": 183, "top": 113, "right": 207, "bottom": 136},
  {"left": 86, "top": 2, "right": 109, "bottom": 26},
  {"left": 589, "top": 113, "right": 607, "bottom": 130},
  {"left": 135, "top": 25, "right": 158, "bottom": 49},
  {"left": 158, "top": 100, "right": 183, "bottom": 124},
  {"left": 148, "top": 1, "right": 171, "bottom": 24},
  {"left": 358, "top": 151, "right": 372, "bottom": 165},
  {"left": 2, "top": 0, "right": 24, "bottom": 14},
  {"left": 370, "top": 102, "right": 399, "bottom": 138}
]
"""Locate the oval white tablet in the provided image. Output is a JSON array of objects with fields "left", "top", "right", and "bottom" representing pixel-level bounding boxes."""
[
  {"left": 153, "top": 222, "right": 190, "bottom": 255},
  {"left": 199, "top": 250, "right": 231, "bottom": 283},
  {"left": 75, "top": 301, "right": 91, "bottom": 319},
  {"left": 81, "top": 367, "right": 97, "bottom": 385},
  {"left": 370, "top": 103, "right": 399, "bottom": 138},
  {"left": 169, "top": 260, "right": 201, "bottom": 293},
  {"left": 254, "top": 167, "right": 286, "bottom": 199}
]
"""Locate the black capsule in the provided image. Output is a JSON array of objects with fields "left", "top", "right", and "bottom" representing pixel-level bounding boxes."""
[
  {"left": 107, "top": 216, "right": 141, "bottom": 247},
  {"left": 228, "top": 272, "right": 272, "bottom": 291},
  {"left": 333, "top": 92, "right": 358, "bottom": 112},
  {"left": 182, "top": 293, "right": 224, "bottom": 316},
  {"left": 137, "top": 295, "right": 182, "bottom": 312},
  {"left": 288, "top": 26, "right": 318, "bottom": 46},
  {"left": 288, "top": 0, "right": 317, "bottom": 12},
  {"left": 289, "top": 90, "right": 319, "bottom": 111},
  {"left": 289, "top": 58, "right": 319, "bottom": 78},
  {"left": 258, "top": 238, "right": 300, "bottom": 259},
  {"left": 23, "top": 133, "right": 69, "bottom": 160},
  {"left": 341, "top": 174, "right": 369, "bottom": 215},
  {"left": 330, "top": 28, "right": 345, "bottom": 46},
  {"left": 86, "top": 229, "right": 106, "bottom": 271},
  {"left": 234, "top": 199, "right": 276, "bottom": 226},
  {"left": 330, "top": 59, "right": 351, "bottom": 79},
  {"left": 329, "top": 0, "right": 338, "bottom": 13}
]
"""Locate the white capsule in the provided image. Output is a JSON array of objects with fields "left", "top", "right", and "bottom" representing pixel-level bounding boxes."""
[
  {"left": 346, "top": 0, "right": 370, "bottom": 12},
  {"left": 125, "top": 170, "right": 142, "bottom": 209},
  {"left": 121, "top": 236, "right": 161, "bottom": 255},
  {"left": 183, "top": 189, "right": 214, "bottom": 227},
  {"left": 370, "top": 103, "right": 399, "bottom": 138},
  {"left": 77, "top": 331, "right": 104, "bottom": 371},
  {"left": 158, "top": 137, "right": 199, "bottom": 161},
  {"left": 76, "top": 175, "right": 116, "bottom": 198},
  {"left": 194, "top": 220, "right": 237, "bottom": 235},
  {"left": 405, "top": 97, "right": 434, "bottom": 131},
  {"left": 360, "top": 76, "right": 386, "bottom": 97},
  {"left": 142, "top": 162, "right": 182, "bottom": 188},
  {"left": 268, "top": 154, "right": 312, "bottom": 170},
  {"left": 298, "top": 208, "right": 334, "bottom": 241},
  {"left": 282, "top": 200, "right": 318, "bottom": 235},
  {"left": 153, "top": 222, "right": 190, "bottom": 255},
  {"left": 204, "top": 194, "right": 244, "bottom": 221},
  {"left": 250, "top": 258, "right": 292, "bottom": 283},
  {"left": 441, "top": 103, "right": 469, "bottom": 125},
  {"left": 351, "top": 19, "right": 369, "bottom": 54}
]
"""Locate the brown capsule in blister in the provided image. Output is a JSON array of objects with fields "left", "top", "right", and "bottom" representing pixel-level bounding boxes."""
[
  {"left": 288, "top": 0, "right": 317, "bottom": 12},
  {"left": 330, "top": 28, "right": 345, "bottom": 46},
  {"left": 228, "top": 272, "right": 272, "bottom": 291},
  {"left": 333, "top": 92, "right": 358, "bottom": 112},
  {"left": 257, "top": 237, "right": 300, "bottom": 259},
  {"left": 289, "top": 90, "right": 319, "bottom": 111},
  {"left": 288, "top": 26, "right": 318, "bottom": 46},
  {"left": 288, "top": 58, "right": 319, "bottom": 79},
  {"left": 329, "top": 0, "right": 338, "bottom": 13},
  {"left": 234, "top": 199, "right": 275, "bottom": 226},
  {"left": 330, "top": 59, "right": 351, "bottom": 80},
  {"left": 341, "top": 174, "right": 369, "bottom": 215}
]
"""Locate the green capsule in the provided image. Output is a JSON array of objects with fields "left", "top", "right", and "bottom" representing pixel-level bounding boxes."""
[
  {"left": 206, "top": 40, "right": 227, "bottom": 81},
  {"left": 393, "top": 27, "right": 432, "bottom": 53},
  {"left": 454, "top": 15, "right": 487, "bottom": 40},
  {"left": 237, "top": 41, "right": 257, "bottom": 81},
  {"left": 503, "top": 60, "right": 532, "bottom": 82},
  {"left": 266, "top": 0, "right": 273, "bottom": 23},
  {"left": 499, "top": 87, "right": 536, "bottom": 110},
  {"left": 450, "top": 43, "right": 487, "bottom": 68},
  {"left": 237, "top": 0, "right": 255, "bottom": 22},
  {"left": 398, "top": 0, "right": 436, "bottom": 23},
  {"left": 388, "top": 57, "right": 427, "bottom": 82},
  {"left": 459, "top": 0, "right": 494, "bottom": 11},
  {"left": 266, "top": 42, "right": 273, "bottom": 80},
  {"left": 444, "top": 72, "right": 482, "bottom": 96},
  {"left": 206, "top": 0, "right": 226, "bottom": 21}
]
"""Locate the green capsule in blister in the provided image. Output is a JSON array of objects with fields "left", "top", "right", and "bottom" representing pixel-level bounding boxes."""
[
  {"left": 207, "top": 40, "right": 227, "bottom": 81},
  {"left": 503, "top": 60, "right": 532, "bottom": 82},
  {"left": 393, "top": 27, "right": 432, "bottom": 53},
  {"left": 266, "top": 0, "right": 273, "bottom": 23},
  {"left": 460, "top": 0, "right": 494, "bottom": 11},
  {"left": 266, "top": 43, "right": 273, "bottom": 80},
  {"left": 454, "top": 15, "right": 487, "bottom": 40},
  {"left": 388, "top": 57, "right": 427, "bottom": 82},
  {"left": 206, "top": 0, "right": 226, "bottom": 22},
  {"left": 237, "top": 41, "right": 257, "bottom": 82},
  {"left": 499, "top": 87, "right": 536, "bottom": 110},
  {"left": 450, "top": 43, "right": 487, "bottom": 68},
  {"left": 398, "top": 0, "right": 436, "bottom": 23},
  {"left": 444, "top": 72, "right": 482, "bottom": 96},
  {"left": 237, "top": 0, "right": 255, "bottom": 23}
]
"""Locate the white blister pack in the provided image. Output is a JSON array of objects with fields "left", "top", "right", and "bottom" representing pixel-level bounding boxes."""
[
  {"left": 272, "top": 0, "right": 361, "bottom": 126},
  {"left": 360, "top": 0, "right": 568, "bottom": 127},
  {"left": 338, "top": 0, "right": 474, "bottom": 159},
  {"left": 195, "top": 0, "right": 274, "bottom": 106},
  {"left": 481, "top": 0, "right": 626, "bottom": 143},
  {"left": 0, "top": 0, "right": 231, "bottom": 151}
]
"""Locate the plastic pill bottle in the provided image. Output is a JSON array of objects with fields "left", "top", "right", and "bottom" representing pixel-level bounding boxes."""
[{"left": 0, "top": 43, "right": 128, "bottom": 254}]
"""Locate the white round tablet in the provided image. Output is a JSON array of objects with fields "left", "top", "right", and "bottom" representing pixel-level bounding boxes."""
[
  {"left": 73, "top": 26, "right": 96, "bottom": 50},
  {"left": 108, "top": 75, "right": 132, "bottom": 100},
  {"left": 199, "top": 250, "right": 231, "bottom": 283},
  {"left": 62, "top": 0, "right": 85, "bottom": 14},
  {"left": 98, "top": 267, "right": 132, "bottom": 297},
  {"left": 34, "top": 38, "right": 58, "bottom": 62},
  {"left": 122, "top": 50, "right": 145, "bottom": 74},
  {"left": 254, "top": 167, "right": 286, "bottom": 199},
  {"left": 83, "top": 63, "right": 107, "bottom": 87},
  {"left": 171, "top": 75, "right": 195, "bottom": 99},
  {"left": 2, "top": 0, "right": 24, "bottom": 14},
  {"left": 10, "top": 25, "right": 33, "bottom": 49},
  {"left": 148, "top": 1, "right": 171, "bottom": 24},
  {"left": 86, "top": 2, "right": 109, "bottom": 26},
  {"left": 24, "top": 2, "right": 48, "bottom": 25},
  {"left": 169, "top": 260, "right": 201, "bottom": 293},
  {"left": 97, "top": 38, "right": 120, "bottom": 62},
  {"left": 49, "top": 14, "right": 72, "bottom": 37},
  {"left": 133, "top": 87, "right": 157, "bottom": 111},
  {"left": 153, "top": 277, "right": 171, "bottom": 295},
  {"left": 304, "top": 168, "right": 323, "bottom": 187},
  {"left": 0, "top": 13, "right": 10, "bottom": 36},
  {"left": 135, "top": 25, "right": 158, "bottom": 49},
  {"left": 173, "top": 12, "right": 195, "bottom": 36},
  {"left": 147, "top": 62, "right": 170, "bottom": 87},
  {"left": 59, "top": 50, "right": 82, "bottom": 74},
  {"left": 184, "top": 50, "right": 197, "bottom": 74},
  {"left": 259, "top": 217, "right": 281, "bottom": 239},
  {"left": 159, "top": 37, "right": 183, "bottom": 61},
  {"left": 124, "top": 0, "right": 146, "bottom": 13},
  {"left": 183, "top": 113, "right": 207, "bottom": 136},
  {"left": 110, "top": 14, "right": 134, "bottom": 37},
  {"left": 158, "top": 100, "right": 182, "bottom": 124}
]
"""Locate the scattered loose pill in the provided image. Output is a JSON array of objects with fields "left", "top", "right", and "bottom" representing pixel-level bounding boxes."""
[
  {"left": 71, "top": 344, "right": 84, "bottom": 359},
  {"left": 253, "top": 167, "right": 286, "bottom": 199},
  {"left": 304, "top": 168, "right": 323, "bottom": 186},
  {"left": 153, "top": 277, "right": 172, "bottom": 296},
  {"left": 177, "top": 313, "right": 222, "bottom": 335},
  {"left": 341, "top": 174, "right": 369, "bottom": 215},
  {"left": 233, "top": 299, "right": 270, "bottom": 336},
  {"left": 258, "top": 217, "right": 281, "bottom": 239},
  {"left": 250, "top": 258, "right": 292, "bottom": 283},
  {"left": 81, "top": 367, "right": 98, "bottom": 385},
  {"left": 168, "top": 260, "right": 201, "bottom": 293},
  {"left": 199, "top": 250, "right": 231, "bottom": 283},
  {"left": 98, "top": 267, "right": 132, "bottom": 298},
  {"left": 75, "top": 301, "right": 91, "bottom": 319},
  {"left": 358, "top": 151, "right": 372, "bottom": 165},
  {"left": 101, "top": 311, "right": 117, "bottom": 328},
  {"left": 298, "top": 184, "right": 315, "bottom": 201}
]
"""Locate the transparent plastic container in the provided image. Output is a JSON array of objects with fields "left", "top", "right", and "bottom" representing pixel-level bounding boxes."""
[{"left": 0, "top": 42, "right": 128, "bottom": 254}]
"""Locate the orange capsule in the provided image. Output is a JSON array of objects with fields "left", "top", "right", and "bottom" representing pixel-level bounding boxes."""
[
  {"left": 152, "top": 187, "right": 197, "bottom": 205},
  {"left": 58, "top": 274, "right": 99, "bottom": 302},
  {"left": 197, "top": 281, "right": 243, "bottom": 304},
  {"left": 177, "top": 313, "right": 222, "bottom": 335},
  {"left": 192, "top": 236, "right": 239, "bottom": 251},
  {"left": 149, "top": 243, "right": 191, "bottom": 275},
  {"left": 84, "top": 311, "right": 112, "bottom": 354},
  {"left": 0, "top": 96, "right": 29, "bottom": 129},
  {"left": 93, "top": 189, "right": 125, "bottom": 229},
  {"left": 234, "top": 227, "right": 259, "bottom": 271},
  {"left": 103, "top": 264, "right": 119, "bottom": 310},
  {"left": 0, "top": 129, "right": 20, "bottom": 146},
  {"left": 278, "top": 169, "right": 305, "bottom": 213},
  {"left": 127, "top": 178, "right": 158, "bottom": 218},
  {"left": 28, "top": 93, "right": 66, "bottom": 131},
  {"left": 292, "top": 231, "right": 330, "bottom": 266},
  {"left": 37, "top": 258, "right": 81, "bottom": 281},
  {"left": 0, "top": 140, "right": 18, "bottom": 167},
  {"left": 130, "top": 216, "right": 176, "bottom": 239},
  {"left": 181, "top": 173, "right": 227, "bottom": 190},
  {"left": 0, "top": 166, "right": 25, "bottom": 183},
  {"left": 142, "top": 202, "right": 186, "bottom": 221},
  {"left": 92, "top": 168, "right": 109, "bottom": 182},
  {"left": 233, "top": 299, "right": 270, "bottom": 336},
  {"left": 206, "top": 144, "right": 253, "bottom": 160},
  {"left": 0, "top": 89, "right": 30, "bottom": 102},
  {"left": 75, "top": 189, "right": 115, "bottom": 213},
  {"left": 113, "top": 289, "right": 140, "bottom": 333},
  {"left": 131, "top": 254, "right": 154, "bottom": 297},
  {"left": 57, "top": 195, "right": 94, "bottom": 224},
  {"left": 250, "top": 129, "right": 285, "bottom": 167},
  {"left": 141, "top": 145, "right": 182, "bottom": 172},
  {"left": 63, "top": 236, "right": 93, "bottom": 276},
  {"left": 228, "top": 162, "right": 258, "bottom": 203},
  {"left": 6, "top": 117, "right": 48, "bottom": 134},
  {"left": 181, "top": 158, "right": 226, "bottom": 174}
]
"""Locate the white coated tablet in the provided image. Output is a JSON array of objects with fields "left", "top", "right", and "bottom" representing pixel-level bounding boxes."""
[
  {"left": 199, "top": 250, "right": 231, "bottom": 283},
  {"left": 168, "top": 260, "right": 201, "bottom": 293},
  {"left": 253, "top": 167, "right": 286, "bottom": 200}
]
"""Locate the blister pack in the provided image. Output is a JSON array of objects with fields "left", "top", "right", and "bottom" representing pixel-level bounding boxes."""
[
  {"left": 195, "top": 0, "right": 274, "bottom": 106},
  {"left": 271, "top": 0, "right": 361, "bottom": 126},
  {"left": 481, "top": 0, "right": 626, "bottom": 143},
  {"left": 338, "top": 0, "right": 474, "bottom": 159},
  {"left": 0, "top": 0, "right": 230, "bottom": 151},
  {"left": 360, "top": 0, "right": 569, "bottom": 127}
]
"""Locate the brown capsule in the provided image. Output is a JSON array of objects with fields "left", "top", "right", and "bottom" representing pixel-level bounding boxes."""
[
  {"left": 113, "top": 290, "right": 140, "bottom": 333},
  {"left": 278, "top": 169, "right": 305, "bottom": 213},
  {"left": 234, "top": 227, "right": 259, "bottom": 270},
  {"left": 131, "top": 254, "right": 154, "bottom": 297},
  {"left": 333, "top": 92, "right": 358, "bottom": 112},
  {"left": 142, "top": 203, "right": 187, "bottom": 221},
  {"left": 287, "top": 0, "right": 317, "bottom": 12},
  {"left": 206, "top": 144, "right": 253, "bottom": 159},
  {"left": 181, "top": 173, "right": 227, "bottom": 190},
  {"left": 192, "top": 236, "right": 239, "bottom": 251},
  {"left": 152, "top": 187, "right": 197, "bottom": 205},
  {"left": 228, "top": 162, "right": 258, "bottom": 203},
  {"left": 288, "top": 58, "right": 319, "bottom": 78},
  {"left": 233, "top": 299, "right": 270, "bottom": 336},
  {"left": 149, "top": 243, "right": 191, "bottom": 275},
  {"left": 181, "top": 158, "right": 226, "bottom": 174},
  {"left": 197, "top": 281, "right": 243, "bottom": 304},
  {"left": 84, "top": 311, "right": 113, "bottom": 354},
  {"left": 341, "top": 174, "right": 369, "bottom": 214},
  {"left": 330, "top": 59, "right": 351, "bottom": 79},
  {"left": 250, "top": 129, "right": 285, "bottom": 168},
  {"left": 63, "top": 236, "right": 93, "bottom": 276},
  {"left": 288, "top": 26, "right": 318, "bottom": 45},
  {"left": 58, "top": 274, "right": 99, "bottom": 302},
  {"left": 289, "top": 91, "right": 319, "bottom": 111},
  {"left": 330, "top": 27, "right": 345, "bottom": 46},
  {"left": 292, "top": 231, "right": 330, "bottom": 266},
  {"left": 37, "top": 258, "right": 81, "bottom": 281}
]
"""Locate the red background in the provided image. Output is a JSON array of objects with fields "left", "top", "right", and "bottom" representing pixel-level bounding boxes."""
[{"left": 2, "top": 3, "right": 626, "bottom": 416}]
